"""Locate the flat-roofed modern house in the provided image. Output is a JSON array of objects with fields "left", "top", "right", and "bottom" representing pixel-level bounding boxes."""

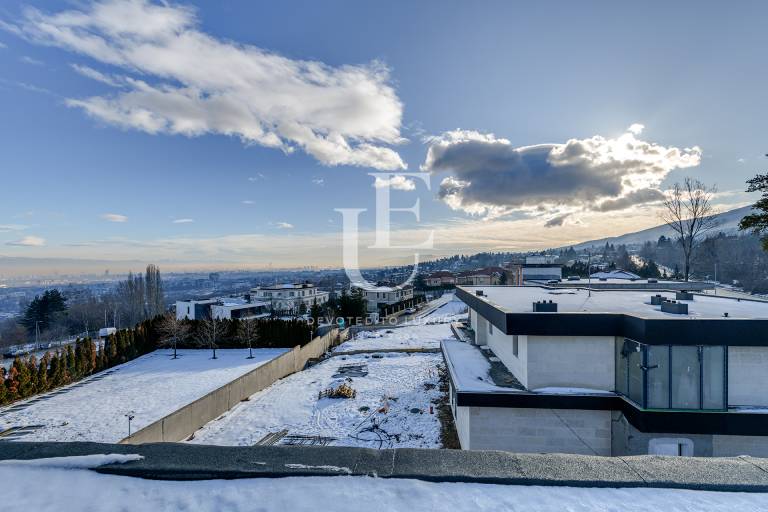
[
  {"left": 176, "top": 299, "right": 269, "bottom": 321},
  {"left": 251, "top": 282, "right": 329, "bottom": 314},
  {"left": 446, "top": 285, "right": 768, "bottom": 457},
  {"left": 352, "top": 284, "right": 414, "bottom": 313},
  {"left": 505, "top": 258, "right": 563, "bottom": 284}
]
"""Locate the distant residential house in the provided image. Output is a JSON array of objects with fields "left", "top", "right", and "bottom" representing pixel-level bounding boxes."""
[
  {"left": 590, "top": 269, "right": 641, "bottom": 280},
  {"left": 504, "top": 261, "right": 563, "bottom": 284},
  {"left": 176, "top": 299, "right": 269, "bottom": 321},
  {"left": 456, "top": 267, "right": 504, "bottom": 286},
  {"left": 425, "top": 271, "right": 457, "bottom": 287},
  {"left": 352, "top": 284, "right": 415, "bottom": 313},
  {"left": 251, "top": 282, "right": 329, "bottom": 314}
]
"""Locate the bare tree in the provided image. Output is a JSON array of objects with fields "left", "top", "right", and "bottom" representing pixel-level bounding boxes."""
[
  {"left": 660, "top": 177, "right": 719, "bottom": 281},
  {"left": 157, "top": 313, "right": 190, "bottom": 360},
  {"left": 238, "top": 317, "right": 259, "bottom": 359},
  {"left": 198, "top": 317, "right": 220, "bottom": 360}
]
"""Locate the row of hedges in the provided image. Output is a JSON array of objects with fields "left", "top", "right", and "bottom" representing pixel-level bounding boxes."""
[{"left": 0, "top": 316, "right": 314, "bottom": 407}]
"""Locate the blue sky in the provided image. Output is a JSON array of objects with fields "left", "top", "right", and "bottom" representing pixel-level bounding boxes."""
[{"left": 0, "top": 1, "right": 765, "bottom": 271}]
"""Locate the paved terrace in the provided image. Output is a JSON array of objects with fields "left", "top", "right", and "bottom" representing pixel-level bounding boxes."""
[{"left": 4, "top": 442, "right": 768, "bottom": 492}]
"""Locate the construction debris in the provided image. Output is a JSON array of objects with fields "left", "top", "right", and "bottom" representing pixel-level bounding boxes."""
[{"left": 319, "top": 382, "right": 357, "bottom": 399}]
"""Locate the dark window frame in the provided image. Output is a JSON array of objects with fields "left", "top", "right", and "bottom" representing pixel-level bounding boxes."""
[{"left": 616, "top": 338, "right": 727, "bottom": 412}]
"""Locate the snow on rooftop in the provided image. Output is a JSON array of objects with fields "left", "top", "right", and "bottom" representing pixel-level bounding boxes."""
[
  {"left": 0, "top": 348, "right": 288, "bottom": 443},
  {"left": 463, "top": 286, "right": 768, "bottom": 319},
  {"left": 442, "top": 340, "right": 512, "bottom": 392},
  {"left": 190, "top": 351, "right": 443, "bottom": 449},
  {"left": 5, "top": 459, "right": 768, "bottom": 512}
]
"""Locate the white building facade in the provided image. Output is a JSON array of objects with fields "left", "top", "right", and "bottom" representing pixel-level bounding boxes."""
[
  {"left": 251, "top": 283, "right": 329, "bottom": 314},
  {"left": 447, "top": 285, "right": 768, "bottom": 457}
]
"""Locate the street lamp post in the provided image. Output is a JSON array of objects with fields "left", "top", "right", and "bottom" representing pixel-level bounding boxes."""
[{"left": 125, "top": 412, "right": 135, "bottom": 438}]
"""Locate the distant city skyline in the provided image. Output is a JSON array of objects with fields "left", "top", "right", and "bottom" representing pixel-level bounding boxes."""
[{"left": 0, "top": 0, "right": 764, "bottom": 272}]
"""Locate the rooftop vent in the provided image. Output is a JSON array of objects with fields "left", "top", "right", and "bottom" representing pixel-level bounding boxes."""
[
  {"left": 675, "top": 291, "right": 694, "bottom": 301},
  {"left": 475, "top": 290, "right": 484, "bottom": 296},
  {"left": 647, "top": 278, "right": 658, "bottom": 283},
  {"left": 661, "top": 300, "right": 688, "bottom": 315},
  {"left": 533, "top": 300, "right": 558, "bottom": 312},
  {"left": 650, "top": 294, "right": 665, "bottom": 306},
  {"left": 723, "top": 312, "right": 729, "bottom": 318}
]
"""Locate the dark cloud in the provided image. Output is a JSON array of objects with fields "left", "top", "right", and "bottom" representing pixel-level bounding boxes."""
[
  {"left": 544, "top": 214, "right": 569, "bottom": 228},
  {"left": 593, "top": 188, "right": 665, "bottom": 212},
  {"left": 423, "top": 129, "right": 701, "bottom": 218}
]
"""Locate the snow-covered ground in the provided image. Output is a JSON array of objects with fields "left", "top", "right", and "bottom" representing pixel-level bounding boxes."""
[
  {"left": 191, "top": 351, "right": 443, "bottom": 448},
  {"left": 334, "top": 323, "right": 454, "bottom": 352},
  {"left": 331, "top": 294, "right": 466, "bottom": 353},
  {"left": 0, "top": 348, "right": 287, "bottom": 443},
  {"left": 5, "top": 454, "right": 768, "bottom": 512},
  {"left": 410, "top": 292, "right": 468, "bottom": 324}
]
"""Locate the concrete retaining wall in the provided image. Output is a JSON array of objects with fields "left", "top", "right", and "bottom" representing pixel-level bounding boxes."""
[{"left": 121, "top": 329, "right": 349, "bottom": 444}]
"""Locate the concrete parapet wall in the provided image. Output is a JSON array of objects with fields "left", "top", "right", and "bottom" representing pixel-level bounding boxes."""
[{"left": 121, "top": 329, "right": 348, "bottom": 444}]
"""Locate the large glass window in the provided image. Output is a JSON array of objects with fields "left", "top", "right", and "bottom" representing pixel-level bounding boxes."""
[
  {"left": 615, "top": 339, "right": 726, "bottom": 411},
  {"left": 615, "top": 338, "right": 629, "bottom": 395},
  {"left": 671, "top": 346, "right": 700, "bottom": 409},
  {"left": 702, "top": 346, "right": 725, "bottom": 409},
  {"left": 647, "top": 346, "right": 670, "bottom": 409},
  {"left": 628, "top": 342, "right": 643, "bottom": 405}
]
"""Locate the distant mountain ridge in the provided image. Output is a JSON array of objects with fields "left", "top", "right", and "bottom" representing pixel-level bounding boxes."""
[{"left": 568, "top": 205, "right": 753, "bottom": 251}]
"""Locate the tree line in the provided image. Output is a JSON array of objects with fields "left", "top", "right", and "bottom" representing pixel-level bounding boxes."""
[
  {"left": 0, "top": 265, "right": 165, "bottom": 349},
  {"left": 0, "top": 313, "right": 327, "bottom": 407}
]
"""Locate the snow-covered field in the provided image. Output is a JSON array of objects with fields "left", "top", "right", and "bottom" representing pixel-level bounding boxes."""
[
  {"left": 334, "top": 323, "right": 454, "bottom": 352},
  {"left": 191, "top": 351, "right": 443, "bottom": 448},
  {"left": 0, "top": 348, "right": 287, "bottom": 443},
  {"left": 332, "top": 294, "right": 466, "bottom": 353},
  {"left": 5, "top": 455, "right": 768, "bottom": 512}
]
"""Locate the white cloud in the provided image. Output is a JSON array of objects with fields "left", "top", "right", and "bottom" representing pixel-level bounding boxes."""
[
  {"left": 172, "top": 218, "right": 194, "bottom": 224},
  {"left": 6, "top": 235, "right": 45, "bottom": 247},
  {"left": 20, "top": 55, "right": 43, "bottom": 65},
  {"left": 0, "top": 224, "right": 28, "bottom": 233},
  {"left": 0, "top": 42, "right": 7, "bottom": 49},
  {"left": 275, "top": 222, "right": 294, "bottom": 229},
  {"left": 11, "top": 0, "right": 406, "bottom": 170},
  {"left": 241, "top": 200, "right": 255, "bottom": 205},
  {"left": 248, "top": 173, "right": 266, "bottom": 182},
  {"left": 423, "top": 127, "right": 701, "bottom": 219},
  {"left": 737, "top": 158, "right": 746, "bottom": 163},
  {"left": 312, "top": 177, "right": 325, "bottom": 186},
  {"left": 627, "top": 123, "right": 645, "bottom": 135},
  {"left": 101, "top": 213, "right": 127, "bottom": 222},
  {"left": 70, "top": 63, "right": 122, "bottom": 87},
  {"left": 373, "top": 174, "right": 416, "bottom": 191}
]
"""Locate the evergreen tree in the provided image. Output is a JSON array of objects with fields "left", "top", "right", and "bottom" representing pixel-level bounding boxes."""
[
  {"left": 16, "top": 357, "right": 34, "bottom": 398},
  {"left": 65, "top": 345, "right": 76, "bottom": 382},
  {"left": 739, "top": 168, "right": 768, "bottom": 251},
  {"left": 21, "top": 289, "right": 68, "bottom": 333},
  {"left": 0, "top": 367, "right": 8, "bottom": 405},
  {"left": 37, "top": 353, "right": 50, "bottom": 393},
  {"left": 6, "top": 365, "right": 19, "bottom": 401}
]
